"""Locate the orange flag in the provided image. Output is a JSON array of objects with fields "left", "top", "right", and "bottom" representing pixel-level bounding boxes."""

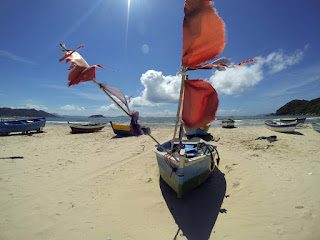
[
  {"left": 182, "top": 79, "right": 219, "bottom": 129},
  {"left": 181, "top": 0, "right": 226, "bottom": 68}
]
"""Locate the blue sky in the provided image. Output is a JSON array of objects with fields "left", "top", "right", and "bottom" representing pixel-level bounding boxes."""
[{"left": 1, "top": 0, "right": 320, "bottom": 117}]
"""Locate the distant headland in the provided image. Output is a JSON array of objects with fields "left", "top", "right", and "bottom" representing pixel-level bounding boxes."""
[
  {"left": 272, "top": 97, "right": 320, "bottom": 115},
  {"left": 0, "top": 107, "right": 57, "bottom": 118},
  {"left": 88, "top": 114, "right": 106, "bottom": 118}
]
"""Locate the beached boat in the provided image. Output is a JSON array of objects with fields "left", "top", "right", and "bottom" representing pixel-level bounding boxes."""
[
  {"left": 222, "top": 119, "right": 235, "bottom": 128},
  {"left": 110, "top": 121, "right": 132, "bottom": 136},
  {"left": 280, "top": 117, "right": 306, "bottom": 125},
  {"left": 68, "top": 122, "right": 106, "bottom": 133},
  {"left": 153, "top": 0, "right": 257, "bottom": 197},
  {"left": 312, "top": 123, "right": 320, "bottom": 133},
  {"left": 184, "top": 124, "right": 210, "bottom": 136},
  {"left": 154, "top": 137, "right": 218, "bottom": 197},
  {"left": 0, "top": 118, "right": 46, "bottom": 135},
  {"left": 264, "top": 120, "right": 297, "bottom": 133}
]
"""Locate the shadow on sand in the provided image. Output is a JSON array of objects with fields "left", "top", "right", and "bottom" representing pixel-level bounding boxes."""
[{"left": 160, "top": 167, "right": 226, "bottom": 240}]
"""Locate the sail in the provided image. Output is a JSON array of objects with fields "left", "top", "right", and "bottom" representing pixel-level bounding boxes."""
[
  {"left": 59, "top": 45, "right": 113, "bottom": 87},
  {"left": 181, "top": 0, "right": 226, "bottom": 67},
  {"left": 182, "top": 79, "right": 219, "bottom": 129}
]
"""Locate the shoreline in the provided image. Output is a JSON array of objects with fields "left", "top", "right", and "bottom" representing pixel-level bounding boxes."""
[{"left": 1, "top": 125, "right": 319, "bottom": 239}]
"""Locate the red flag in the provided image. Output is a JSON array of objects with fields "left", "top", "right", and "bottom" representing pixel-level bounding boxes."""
[
  {"left": 59, "top": 45, "right": 113, "bottom": 87},
  {"left": 182, "top": 79, "right": 219, "bottom": 129},
  {"left": 181, "top": 0, "right": 226, "bottom": 67}
]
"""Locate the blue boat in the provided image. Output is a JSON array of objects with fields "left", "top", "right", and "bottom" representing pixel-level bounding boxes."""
[
  {"left": 0, "top": 118, "right": 46, "bottom": 135},
  {"left": 154, "top": 137, "right": 218, "bottom": 197},
  {"left": 184, "top": 124, "right": 210, "bottom": 136}
]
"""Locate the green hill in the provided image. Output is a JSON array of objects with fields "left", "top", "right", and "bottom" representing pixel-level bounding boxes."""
[
  {"left": 274, "top": 98, "right": 320, "bottom": 115},
  {"left": 0, "top": 107, "right": 57, "bottom": 118}
]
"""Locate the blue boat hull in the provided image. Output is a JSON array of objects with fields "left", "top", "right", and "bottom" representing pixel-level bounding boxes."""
[{"left": 0, "top": 118, "right": 46, "bottom": 135}]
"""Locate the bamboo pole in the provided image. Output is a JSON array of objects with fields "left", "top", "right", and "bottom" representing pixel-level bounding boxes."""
[
  {"left": 59, "top": 43, "right": 170, "bottom": 154},
  {"left": 170, "top": 66, "right": 186, "bottom": 152}
]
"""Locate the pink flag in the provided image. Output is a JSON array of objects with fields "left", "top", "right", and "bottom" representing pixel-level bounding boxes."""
[
  {"left": 182, "top": 79, "right": 219, "bottom": 129},
  {"left": 59, "top": 45, "right": 113, "bottom": 87},
  {"left": 181, "top": 0, "right": 226, "bottom": 67}
]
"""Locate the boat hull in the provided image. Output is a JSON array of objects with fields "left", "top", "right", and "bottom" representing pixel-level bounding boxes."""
[
  {"left": 265, "top": 120, "right": 296, "bottom": 133},
  {"left": 280, "top": 117, "right": 306, "bottom": 125},
  {"left": 0, "top": 118, "right": 46, "bottom": 135},
  {"left": 312, "top": 123, "right": 320, "bottom": 133},
  {"left": 154, "top": 138, "right": 216, "bottom": 197},
  {"left": 185, "top": 125, "right": 210, "bottom": 136},
  {"left": 222, "top": 119, "right": 234, "bottom": 128},
  {"left": 110, "top": 121, "right": 132, "bottom": 136},
  {"left": 68, "top": 123, "right": 106, "bottom": 133}
]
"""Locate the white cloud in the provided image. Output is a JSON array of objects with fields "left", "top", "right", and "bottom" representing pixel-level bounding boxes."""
[
  {"left": 60, "top": 104, "right": 85, "bottom": 111},
  {"left": 130, "top": 70, "right": 181, "bottom": 106},
  {"left": 262, "top": 48, "right": 304, "bottom": 74},
  {"left": 26, "top": 104, "right": 48, "bottom": 111},
  {"left": 210, "top": 62, "right": 263, "bottom": 95},
  {"left": 209, "top": 47, "right": 307, "bottom": 95},
  {"left": 141, "top": 44, "right": 149, "bottom": 54}
]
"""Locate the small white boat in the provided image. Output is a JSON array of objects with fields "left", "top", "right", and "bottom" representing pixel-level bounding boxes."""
[
  {"left": 222, "top": 119, "right": 235, "bottom": 128},
  {"left": 280, "top": 117, "right": 306, "bottom": 125},
  {"left": 154, "top": 137, "right": 218, "bottom": 197},
  {"left": 68, "top": 122, "right": 107, "bottom": 133},
  {"left": 264, "top": 120, "right": 297, "bottom": 133}
]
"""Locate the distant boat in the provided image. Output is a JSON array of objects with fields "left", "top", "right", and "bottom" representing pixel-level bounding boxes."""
[
  {"left": 312, "top": 123, "right": 320, "bottom": 133},
  {"left": 264, "top": 120, "right": 297, "bottom": 133},
  {"left": 184, "top": 124, "right": 210, "bottom": 136},
  {"left": 280, "top": 117, "right": 306, "bottom": 125},
  {"left": 110, "top": 121, "right": 132, "bottom": 136},
  {"left": 222, "top": 119, "right": 235, "bottom": 128},
  {"left": 154, "top": 137, "right": 218, "bottom": 198},
  {"left": 68, "top": 122, "right": 106, "bottom": 133},
  {"left": 0, "top": 118, "right": 46, "bottom": 135}
]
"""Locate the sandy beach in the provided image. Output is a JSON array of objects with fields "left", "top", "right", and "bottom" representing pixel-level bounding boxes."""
[{"left": 0, "top": 124, "right": 319, "bottom": 240}]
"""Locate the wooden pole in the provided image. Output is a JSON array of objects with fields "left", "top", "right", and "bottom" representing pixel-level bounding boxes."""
[
  {"left": 59, "top": 43, "right": 170, "bottom": 154},
  {"left": 170, "top": 66, "right": 186, "bottom": 152}
]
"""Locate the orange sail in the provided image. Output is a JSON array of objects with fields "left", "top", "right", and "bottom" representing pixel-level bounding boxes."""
[
  {"left": 182, "top": 79, "right": 219, "bottom": 129},
  {"left": 181, "top": 0, "right": 226, "bottom": 67}
]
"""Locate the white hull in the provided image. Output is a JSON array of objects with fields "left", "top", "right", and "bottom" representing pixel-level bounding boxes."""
[{"left": 265, "top": 120, "right": 296, "bottom": 133}]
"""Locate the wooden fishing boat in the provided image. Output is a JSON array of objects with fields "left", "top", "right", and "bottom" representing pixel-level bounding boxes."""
[
  {"left": 280, "top": 117, "right": 306, "bottom": 125},
  {"left": 68, "top": 122, "right": 106, "bottom": 133},
  {"left": 184, "top": 124, "right": 210, "bottom": 136},
  {"left": 154, "top": 137, "right": 218, "bottom": 197},
  {"left": 264, "top": 120, "right": 297, "bottom": 133},
  {"left": 0, "top": 118, "right": 46, "bottom": 135},
  {"left": 312, "top": 123, "right": 320, "bottom": 133},
  {"left": 222, "top": 119, "right": 235, "bottom": 128},
  {"left": 110, "top": 121, "right": 132, "bottom": 136}
]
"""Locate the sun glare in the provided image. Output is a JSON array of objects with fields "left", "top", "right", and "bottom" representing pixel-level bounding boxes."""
[{"left": 125, "top": 0, "right": 131, "bottom": 49}]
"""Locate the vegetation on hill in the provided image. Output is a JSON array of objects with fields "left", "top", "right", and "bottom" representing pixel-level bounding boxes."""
[
  {"left": 0, "top": 107, "right": 57, "bottom": 118},
  {"left": 274, "top": 98, "right": 320, "bottom": 115},
  {"left": 88, "top": 114, "right": 106, "bottom": 118}
]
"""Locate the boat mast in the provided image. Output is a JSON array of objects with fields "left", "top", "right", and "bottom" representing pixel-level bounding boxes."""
[{"left": 170, "top": 66, "right": 187, "bottom": 152}]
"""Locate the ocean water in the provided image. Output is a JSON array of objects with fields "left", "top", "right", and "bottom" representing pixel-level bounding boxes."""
[{"left": 43, "top": 115, "right": 320, "bottom": 128}]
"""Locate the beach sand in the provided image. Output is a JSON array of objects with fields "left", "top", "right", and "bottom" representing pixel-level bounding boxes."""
[{"left": 0, "top": 124, "right": 319, "bottom": 240}]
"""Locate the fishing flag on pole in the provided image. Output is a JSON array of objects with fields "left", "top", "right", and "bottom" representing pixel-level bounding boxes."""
[
  {"left": 59, "top": 45, "right": 113, "bottom": 87},
  {"left": 182, "top": 79, "right": 219, "bottom": 129},
  {"left": 181, "top": 0, "right": 226, "bottom": 68}
]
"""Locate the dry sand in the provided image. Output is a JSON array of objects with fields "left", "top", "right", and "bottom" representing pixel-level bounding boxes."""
[{"left": 0, "top": 124, "right": 319, "bottom": 240}]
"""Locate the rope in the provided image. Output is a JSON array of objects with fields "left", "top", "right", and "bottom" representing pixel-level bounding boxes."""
[{"left": 164, "top": 145, "right": 184, "bottom": 178}]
